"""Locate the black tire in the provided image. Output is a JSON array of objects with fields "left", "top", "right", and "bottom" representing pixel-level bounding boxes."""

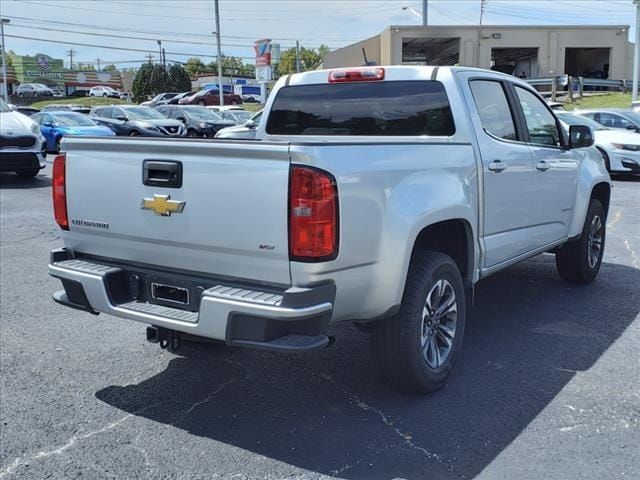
[
  {"left": 128, "top": 130, "right": 140, "bottom": 136},
  {"left": 16, "top": 168, "right": 40, "bottom": 178},
  {"left": 197, "top": 100, "right": 206, "bottom": 106},
  {"left": 371, "top": 251, "right": 466, "bottom": 393},
  {"left": 55, "top": 137, "right": 62, "bottom": 153},
  {"left": 103, "top": 93, "right": 108, "bottom": 97},
  {"left": 230, "top": 99, "right": 239, "bottom": 105},
  {"left": 556, "top": 199, "right": 605, "bottom": 284},
  {"left": 187, "top": 129, "right": 198, "bottom": 138}
]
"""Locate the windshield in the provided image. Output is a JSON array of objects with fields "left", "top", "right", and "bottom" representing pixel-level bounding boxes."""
[
  {"left": 124, "top": 107, "right": 166, "bottom": 120},
  {"left": 224, "top": 111, "right": 252, "bottom": 123},
  {"left": 52, "top": 113, "right": 98, "bottom": 126},
  {"left": 183, "top": 107, "right": 223, "bottom": 121},
  {"left": 0, "top": 98, "right": 11, "bottom": 113},
  {"left": 623, "top": 111, "right": 640, "bottom": 125},
  {"left": 558, "top": 114, "right": 607, "bottom": 131}
]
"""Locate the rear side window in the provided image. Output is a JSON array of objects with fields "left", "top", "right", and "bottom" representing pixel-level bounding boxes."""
[
  {"left": 469, "top": 80, "right": 517, "bottom": 141},
  {"left": 266, "top": 81, "right": 455, "bottom": 136}
]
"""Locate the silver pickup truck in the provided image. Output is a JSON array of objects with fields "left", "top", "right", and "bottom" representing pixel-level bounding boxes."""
[{"left": 49, "top": 66, "right": 610, "bottom": 393}]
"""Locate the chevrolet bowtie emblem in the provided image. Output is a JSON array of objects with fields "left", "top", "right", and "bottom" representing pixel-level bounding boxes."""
[{"left": 141, "top": 194, "right": 185, "bottom": 216}]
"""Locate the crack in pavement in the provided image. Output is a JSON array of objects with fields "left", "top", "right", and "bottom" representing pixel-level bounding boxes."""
[
  {"left": 623, "top": 239, "right": 639, "bottom": 268},
  {"left": 319, "top": 373, "right": 466, "bottom": 478}
]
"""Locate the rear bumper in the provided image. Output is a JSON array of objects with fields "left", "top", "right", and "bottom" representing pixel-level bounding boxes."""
[{"left": 49, "top": 249, "right": 335, "bottom": 352}]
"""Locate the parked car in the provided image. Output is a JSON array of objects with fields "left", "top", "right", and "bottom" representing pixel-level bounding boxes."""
[
  {"left": 49, "top": 66, "right": 610, "bottom": 394},
  {"left": 16, "top": 83, "right": 54, "bottom": 98},
  {"left": 575, "top": 108, "right": 640, "bottom": 132},
  {"left": 42, "top": 104, "right": 92, "bottom": 114},
  {"left": 241, "top": 94, "right": 261, "bottom": 103},
  {"left": 8, "top": 104, "right": 40, "bottom": 116},
  {"left": 547, "top": 101, "right": 565, "bottom": 111},
  {"left": 69, "top": 90, "right": 89, "bottom": 97},
  {"left": 179, "top": 88, "right": 242, "bottom": 106},
  {"left": 219, "top": 110, "right": 253, "bottom": 125},
  {"left": 215, "top": 110, "right": 262, "bottom": 140},
  {"left": 155, "top": 105, "right": 235, "bottom": 137},
  {"left": 90, "top": 105, "right": 186, "bottom": 137},
  {"left": 52, "top": 89, "right": 65, "bottom": 98},
  {"left": 0, "top": 98, "right": 46, "bottom": 177},
  {"left": 558, "top": 112, "right": 640, "bottom": 174},
  {"left": 89, "top": 86, "right": 121, "bottom": 98},
  {"left": 207, "top": 105, "right": 245, "bottom": 113},
  {"left": 32, "top": 111, "right": 115, "bottom": 152},
  {"left": 165, "top": 91, "right": 192, "bottom": 105},
  {"left": 119, "top": 92, "right": 132, "bottom": 101},
  {"left": 140, "top": 92, "right": 181, "bottom": 107}
]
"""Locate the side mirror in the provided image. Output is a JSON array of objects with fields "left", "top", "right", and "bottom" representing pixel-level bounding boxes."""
[
  {"left": 116, "top": 115, "right": 128, "bottom": 122},
  {"left": 176, "top": 116, "right": 187, "bottom": 123},
  {"left": 243, "top": 119, "right": 256, "bottom": 129},
  {"left": 569, "top": 125, "right": 594, "bottom": 149}
]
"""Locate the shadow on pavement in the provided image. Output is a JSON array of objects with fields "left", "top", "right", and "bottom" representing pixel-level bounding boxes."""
[
  {"left": 0, "top": 172, "right": 51, "bottom": 189},
  {"left": 96, "top": 256, "right": 640, "bottom": 479}
]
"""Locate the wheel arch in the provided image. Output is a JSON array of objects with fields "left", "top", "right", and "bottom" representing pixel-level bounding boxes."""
[
  {"left": 409, "top": 218, "right": 475, "bottom": 288},
  {"left": 591, "top": 182, "right": 611, "bottom": 219}
]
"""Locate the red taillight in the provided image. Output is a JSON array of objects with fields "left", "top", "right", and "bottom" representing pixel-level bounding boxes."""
[
  {"left": 289, "top": 166, "right": 338, "bottom": 261},
  {"left": 52, "top": 153, "right": 68, "bottom": 230},
  {"left": 328, "top": 67, "right": 385, "bottom": 83}
]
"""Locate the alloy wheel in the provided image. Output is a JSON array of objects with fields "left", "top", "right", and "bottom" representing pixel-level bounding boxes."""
[{"left": 421, "top": 279, "right": 458, "bottom": 369}]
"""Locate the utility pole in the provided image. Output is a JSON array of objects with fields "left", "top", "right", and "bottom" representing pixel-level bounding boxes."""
[
  {"left": 0, "top": 18, "right": 9, "bottom": 102},
  {"left": 96, "top": 58, "right": 101, "bottom": 71},
  {"left": 156, "top": 40, "right": 162, "bottom": 66},
  {"left": 145, "top": 54, "right": 154, "bottom": 64},
  {"left": 214, "top": 0, "right": 224, "bottom": 106},
  {"left": 296, "top": 40, "right": 301, "bottom": 73},
  {"left": 66, "top": 49, "right": 76, "bottom": 70},
  {"left": 162, "top": 48, "right": 166, "bottom": 68},
  {"left": 633, "top": 0, "right": 640, "bottom": 103},
  {"left": 476, "top": 0, "right": 486, "bottom": 67},
  {"left": 422, "top": 0, "right": 428, "bottom": 26}
]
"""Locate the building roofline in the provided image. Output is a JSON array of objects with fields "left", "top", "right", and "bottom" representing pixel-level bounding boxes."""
[{"left": 385, "top": 24, "right": 630, "bottom": 31}]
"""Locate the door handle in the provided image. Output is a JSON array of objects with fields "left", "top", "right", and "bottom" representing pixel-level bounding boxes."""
[
  {"left": 488, "top": 160, "right": 507, "bottom": 173},
  {"left": 536, "top": 160, "right": 551, "bottom": 172}
]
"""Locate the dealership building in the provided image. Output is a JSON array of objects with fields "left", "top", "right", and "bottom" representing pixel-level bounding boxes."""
[
  {"left": 1, "top": 53, "right": 123, "bottom": 95},
  {"left": 323, "top": 25, "right": 637, "bottom": 80}
]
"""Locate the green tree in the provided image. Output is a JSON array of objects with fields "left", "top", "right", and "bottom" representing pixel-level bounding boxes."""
[
  {"left": 132, "top": 62, "right": 154, "bottom": 102},
  {"left": 184, "top": 57, "right": 207, "bottom": 77},
  {"left": 149, "top": 64, "right": 170, "bottom": 94},
  {"left": 275, "top": 45, "right": 324, "bottom": 77},
  {"left": 103, "top": 64, "right": 117, "bottom": 72},
  {"left": 168, "top": 63, "right": 192, "bottom": 92}
]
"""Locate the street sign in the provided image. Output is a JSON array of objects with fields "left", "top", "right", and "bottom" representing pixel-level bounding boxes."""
[{"left": 256, "top": 66, "right": 272, "bottom": 82}]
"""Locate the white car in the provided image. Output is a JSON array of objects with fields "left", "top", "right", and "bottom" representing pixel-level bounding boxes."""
[
  {"left": 0, "top": 98, "right": 47, "bottom": 177},
  {"left": 206, "top": 105, "right": 245, "bottom": 113},
  {"left": 89, "top": 86, "right": 121, "bottom": 98},
  {"left": 214, "top": 110, "right": 262, "bottom": 140},
  {"left": 558, "top": 112, "right": 640, "bottom": 174}
]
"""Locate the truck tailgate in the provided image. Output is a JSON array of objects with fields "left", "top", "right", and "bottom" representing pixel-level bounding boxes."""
[{"left": 62, "top": 137, "right": 291, "bottom": 285}]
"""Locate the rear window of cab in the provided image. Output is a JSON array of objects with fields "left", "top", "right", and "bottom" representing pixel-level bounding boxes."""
[{"left": 266, "top": 80, "right": 455, "bottom": 136}]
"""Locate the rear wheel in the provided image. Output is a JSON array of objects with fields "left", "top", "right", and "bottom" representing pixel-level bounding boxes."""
[
  {"left": 197, "top": 100, "right": 206, "bottom": 106},
  {"left": 230, "top": 99, "right": 239, "bottom": 105},
  {"left": 187, "top": 129, "right": 198, "bottom": 138},
  {"left": 556, "top": 199, "right": 605, "bottom": 283},
  {"left": 371, "top": 251, "right": 466, "bottom": 393},
  {"left": 102, "top": 93, "right": 108, "bottom": 97},
  {"left": 129, "top": 130, "right": 140, "bottom": 136}
]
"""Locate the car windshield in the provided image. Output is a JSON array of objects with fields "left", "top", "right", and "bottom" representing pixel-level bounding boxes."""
[
  {"left": 224, "top": 111, "right": 252, "bottom": 123},
  {"left": 558, "top": 114, "right": 607, "bottom": 131},
  {"left": 0, "top": 98, "right": 11, "bottom": 113},
  {"left": 124, "top": 107, "right": 166, "bottom": 120},
  {"left": 183, "top": 107, "right": 223, "bottom": 121},
  {"left": 622, "top": 111, "right": 640, "bottom": 125},
  {"left": 52, "top": 113, "right": 97, "bottom": 126}
]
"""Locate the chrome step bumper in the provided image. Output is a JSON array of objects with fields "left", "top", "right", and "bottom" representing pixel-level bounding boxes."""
[{"left": 49, "top": 249, "right": 334, "bottom": 349}]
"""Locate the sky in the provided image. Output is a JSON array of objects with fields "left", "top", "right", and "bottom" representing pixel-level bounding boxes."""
[{"left": 0, "top": 0, "right": 637, "bottom": 69}]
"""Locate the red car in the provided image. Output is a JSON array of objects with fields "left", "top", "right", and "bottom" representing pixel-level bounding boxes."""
[{"left": 179, "top": 89, "right": 243, "bottom": 106}]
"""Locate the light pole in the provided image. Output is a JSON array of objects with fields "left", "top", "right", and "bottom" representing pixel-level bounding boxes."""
[
  {"left": 633, "top": 0, "right": 640, "bottom": 103},
  {"left": 214, "top": 0, "right": 223, "bottom": 106},
  {"left": 1, "top": 18, "right": 9, "bottom": 102},
  {"left": 156, "top": 40, "right": 162, "bottom": 66},
  {"left": 402, "top": 6, "right": 425, "bottom": 25}
]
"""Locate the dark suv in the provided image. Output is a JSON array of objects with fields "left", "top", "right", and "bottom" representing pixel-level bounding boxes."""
[
  {"left": 90, "top": 105, "right": 186, "bottom": 137},
  {"left": 155, "top": 105, "right": 235, "bottom": 137}
]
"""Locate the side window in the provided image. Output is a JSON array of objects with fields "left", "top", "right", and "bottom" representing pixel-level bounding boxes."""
[
  {"left": 608, "top": 113, "right": 634, "bottom": 129},
  {"left": 514, "top": 86, "right": 561, "bottom": 147},
  {"left": 470, "top": 80, "right": 517, "bottom": 141}
]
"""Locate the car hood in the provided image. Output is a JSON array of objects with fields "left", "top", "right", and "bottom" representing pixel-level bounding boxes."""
[
  {"left": 0, "top": 111, "right": 38, "bottom": 135},
  {"left": 58, "top": 125, "right": 115, "bottom": 136},
  {"left": 202, "top": 120, "right": 235, "bottom": 128},
  {"left": 594, "top": 129, "right": 640, "bottom": 145}
]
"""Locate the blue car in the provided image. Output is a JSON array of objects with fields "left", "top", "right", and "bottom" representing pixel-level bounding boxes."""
[{"left": 31, "top": 111, "right": 114, "bottom": 152}]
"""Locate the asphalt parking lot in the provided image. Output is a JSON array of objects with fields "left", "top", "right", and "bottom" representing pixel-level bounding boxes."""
[{"left": 1, "top": 166, "right": 638, "bottom": 480}]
